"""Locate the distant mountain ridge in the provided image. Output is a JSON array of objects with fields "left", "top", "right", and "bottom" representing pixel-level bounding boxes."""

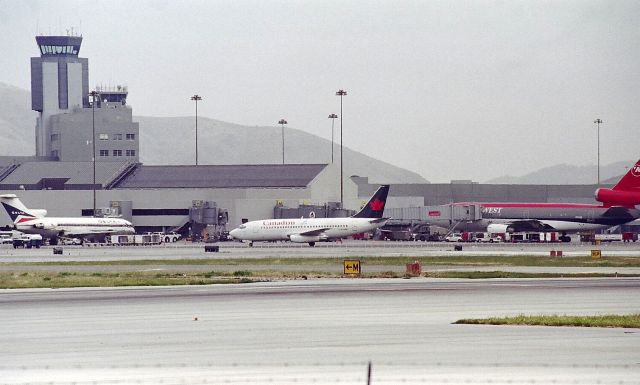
[
  {"left": 135, "top": 115, "right": 428, "bottom": 183},
  {"left": 2, "top": 82, "right": 632, "bottom": 185},
  {"left": 0, "top": 82, "right": 426, "bottom": 184},
  {"left": 0, "top": 83, "right": 36, "bottom": 156},
  {"left": 485, "top": 161, "right": 633, "bottom": 185}
]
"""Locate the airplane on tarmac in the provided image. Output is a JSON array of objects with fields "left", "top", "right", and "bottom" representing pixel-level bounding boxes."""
[
  {"left": 0, "top": 194, "right": 135, "bottom": 245},
  {"left": 426, "top": 159, "right": 640, "bottom": 240},
  {"left": 229, "top": 185, "right": 390, "bottom": 246}
]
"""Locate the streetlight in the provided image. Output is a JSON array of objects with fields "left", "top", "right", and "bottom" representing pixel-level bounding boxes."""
[
  {"left": 191, "top": 94, "right": 202, "bottom": 165},
  {"left": 278, "top": 119, "right": 288, "bottom": 164},
  {"left": 89, "top": 90, "right": 99, "bottom": 217},
  {"left": 328, "top": 114, "right": 338, "bottom": 163},
  {"left": 336, "top": 89, "right": 347, "bottom": 207},
  {"left": 594, "top": 118, "right": 603, "bottom": 185}
]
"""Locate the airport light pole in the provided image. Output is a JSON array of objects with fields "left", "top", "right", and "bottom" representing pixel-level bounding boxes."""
[
  {"left": 328, "top": 113, "right": 338, "bottom": 163},
  {"left": 191, "top": 94, "right": 202, "bottom": 165},
  {"left": 594, "top": 118, "right": 602, "bottom": 186},
  {"left": 89, "top": 90, "right": 98, "bottom": 217},
  {"left": 278, "top": 119, "right": 288, "bottom": 164},
  {"left": 336, "top": 89, "right": 347, "bottom": 208}
]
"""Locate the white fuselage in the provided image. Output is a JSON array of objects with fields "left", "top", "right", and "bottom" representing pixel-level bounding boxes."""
[
  {"left": 15, "top": 217, "right": 135, "bottom": 238},
  {"left": 229, "top": 217, "right": 387, "bottom": 243}
]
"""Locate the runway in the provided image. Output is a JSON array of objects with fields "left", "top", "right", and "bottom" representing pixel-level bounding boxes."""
[
  {"left": 1, "top": 278, "right": 639, "bottom": 384},
  {"left": 2, "top": 239, "right": 640, "bottom": 263}
]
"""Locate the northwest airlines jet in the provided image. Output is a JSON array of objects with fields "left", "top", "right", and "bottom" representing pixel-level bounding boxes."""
[
  {"left": 229, "top": 185, "right": 390, "bottom": 246},
  {"left": 427, "top": 159, "right": 640, "bottom": 237},
  {"left": 1, "top": 194, "right": 134, "bottom": 245}
]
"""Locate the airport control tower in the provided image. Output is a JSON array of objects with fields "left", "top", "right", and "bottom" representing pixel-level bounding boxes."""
[
  {"left": 31, "top": 34, "right": 89, "bottom": 157},
  {"left": 30, "top": 34, "right": 139, "bottom": 162}
]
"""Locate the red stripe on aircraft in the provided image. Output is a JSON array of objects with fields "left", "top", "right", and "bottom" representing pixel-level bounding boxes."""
[{"left": 454, "top": 202, "right": 602, "bottom": 209}]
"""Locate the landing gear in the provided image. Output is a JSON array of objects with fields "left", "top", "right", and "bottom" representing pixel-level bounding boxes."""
[
  {"left": 308, "top": 242, "right": 316, "bottom": 247},
  {"left": 249, "top": 241, "right": 253, "bottom": 247}
]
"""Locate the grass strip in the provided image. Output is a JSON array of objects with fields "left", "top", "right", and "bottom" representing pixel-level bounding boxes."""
[
  {"left": 3, "top": 255, "right": 640, "bottom": 267},
  {"left": 454, "top": 314, "right": 640, "bottom": 328},
  {"left": 1, "top": 270, "right": 637, "bottom": 289},
  {"left": 424, "top": 271, "right": 639, "bottom": 279},
  {"left": 0, "top": 271, "right": 261, "bottom": 289}
]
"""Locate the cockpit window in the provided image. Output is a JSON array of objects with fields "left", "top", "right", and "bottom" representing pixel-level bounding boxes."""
[{"left": 238, "top": 225, "right": 246, "bottom": 229}]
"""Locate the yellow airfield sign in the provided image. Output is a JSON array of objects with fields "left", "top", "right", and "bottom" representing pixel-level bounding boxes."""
[{"left": 343, "top": 260, "right": 361, "bottom": 275}]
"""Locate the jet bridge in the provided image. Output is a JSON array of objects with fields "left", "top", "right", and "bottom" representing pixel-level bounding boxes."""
[
  {"left": 386, "top": 204, "right": 482, "bottom": 223},
  {"left": 385, "top": 204, "right": 483, "bottom": 234}
]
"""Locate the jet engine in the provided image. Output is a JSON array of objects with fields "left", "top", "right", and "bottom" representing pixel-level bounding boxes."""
[
  {"left": 595, "top": 188, "right": 640, "bottom": 207},
  {"left": 487, "top": 224, "right": 513, "bottom": 234},
  {"left": 31, "top": 209, "right": 47, "bottom": 217},
  {"left": 33, "top": 222, "right": 56, "bottom": 230},
  {"left": 289, "top": 234, "right": 321, "bottom": 243}
]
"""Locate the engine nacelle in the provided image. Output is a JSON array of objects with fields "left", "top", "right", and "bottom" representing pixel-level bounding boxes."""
[
  {"left": 31, "top": 209, "right": 48, "bottom": 217},
  {"left": 487, "top": 224, "right": 513, "bottom": 234},
  {"left": 595, "top": 188, "right": 640, "bottom": 207},
  {"left": 33, "top": 222, "right": 56, "bottom": 230},
  {"left": 289, "top": 234, "right": 321, "bottom": 243}
]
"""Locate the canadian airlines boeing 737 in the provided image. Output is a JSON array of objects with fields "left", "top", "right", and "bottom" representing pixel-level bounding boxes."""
[
  {"left": 1, "top": 194, "right": 135, "bottom": 245},
  {"left": 229, "top": 185, "right": 390, "bottom": 246}
]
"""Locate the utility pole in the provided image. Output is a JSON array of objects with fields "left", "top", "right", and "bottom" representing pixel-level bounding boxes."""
[
  {"left": 278, "top": 119, "right": 288, "bottom": 164},
  {"left": 89, "top": 90, "right": 98, "bottom": 217},
  {"left": 594, "top": 118, "right": 602, "bottom": 185},
  {"left": 191, "top": 94, "right": 202, "bottom": 165},
  {"left": 335, "top": 89, "right": 347, "bottom": 207},
  {"left": 328, "top": 113, "right": 338, "bottom": 163}
]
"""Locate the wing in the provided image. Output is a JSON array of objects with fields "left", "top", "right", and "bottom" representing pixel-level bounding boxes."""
[
  {"left": 296, "top": 227, "right": 332, "bottom": 236},
  {"left": 506, "top": 220, "right": 556, "bottom": 232}
]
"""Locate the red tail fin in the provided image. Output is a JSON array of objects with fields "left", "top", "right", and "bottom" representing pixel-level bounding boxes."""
[
  {"left": 612, "top": 159, "right": 640, "bottom": 192},
  {"left": 595, "top": 159, "right": 640, "bottom": 207}
]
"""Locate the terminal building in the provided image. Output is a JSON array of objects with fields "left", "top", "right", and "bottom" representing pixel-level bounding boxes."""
[{"left": 0, "top": 33, "right": 633, "bottom": 237}]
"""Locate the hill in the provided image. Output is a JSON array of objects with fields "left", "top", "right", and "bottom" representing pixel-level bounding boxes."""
[
  {"left": 136, "top": 116, "right": 426, "bottom": 183},
  {"left": 0, "top": 83, "right": 37, "bottom": 156},
  {"left": 0, "top": 82, "right": 427, "bottom": 184},
  {"left": 485, "top": 161, "right": 632, "bottom": 185}
]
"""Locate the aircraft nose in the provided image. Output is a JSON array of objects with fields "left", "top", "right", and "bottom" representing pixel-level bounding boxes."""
[{"left": 229, "top": 228, "right": 239, "bottom": 238}]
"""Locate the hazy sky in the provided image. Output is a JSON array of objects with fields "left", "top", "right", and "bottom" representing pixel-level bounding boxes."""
[{"left": 1, "top": 0, "right": 638, "bottom": 182}]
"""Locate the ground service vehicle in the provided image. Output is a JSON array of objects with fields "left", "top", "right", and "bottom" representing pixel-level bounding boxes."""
[
  {"left": 475, "top": 233, "right": 502, "bottom": 243},
  {"left": 445, "top": 233, "right": 464, "bottom": 242},
  {"left": 13, "top": 234, "right": 43, "bottom": 248},
  {"left": 0, "top": 233, "right": 13, "bottom": 244}
]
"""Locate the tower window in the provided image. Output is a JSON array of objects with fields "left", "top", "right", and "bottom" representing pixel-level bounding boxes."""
[
  {"left": 99, "top": 133, "right": 109, "bottom": 140},
  {"left": 113, "top": 134, "right": 123, "bottom": 140},
  {"left": 126, "top": 134, "right": 136, "bottom": 140},
  {"left": 113, "top": 150, "right": 122, "bottom": 157},
  {"left": 126, "top": 150, "right": 136, "bottom": 157},
  {"left": 99, "top": 150, "right": 109, "bottom": 157}
]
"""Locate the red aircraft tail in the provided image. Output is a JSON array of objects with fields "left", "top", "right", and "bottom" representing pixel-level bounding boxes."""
[{"left": 595, "top": 159, "right": 640, "bottom": 207}]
